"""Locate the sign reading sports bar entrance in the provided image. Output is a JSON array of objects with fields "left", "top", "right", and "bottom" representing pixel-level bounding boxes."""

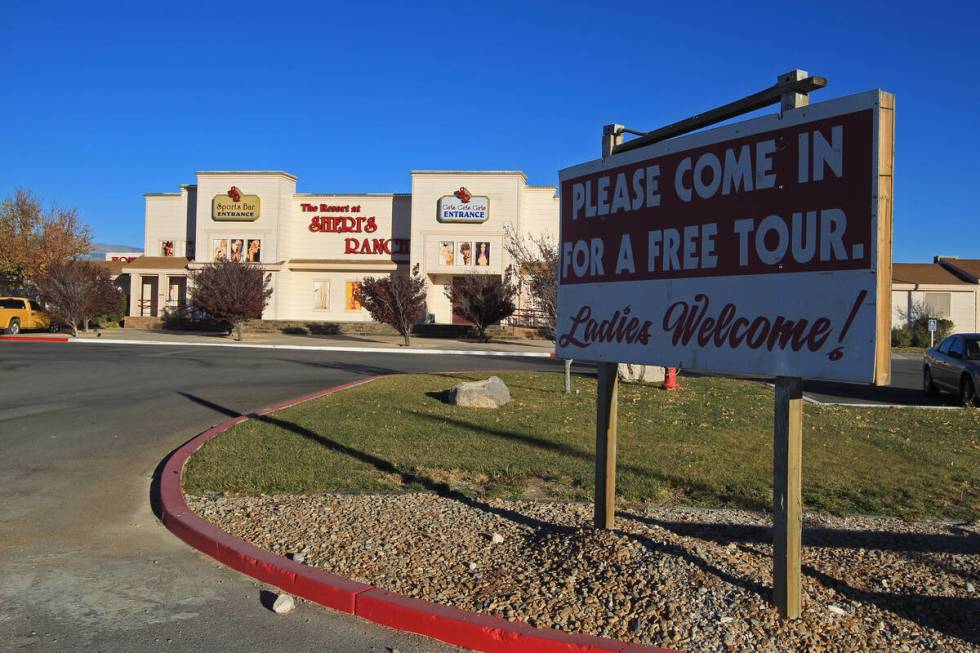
[
  {"left": 212, "top": 186, "right": 261, "bottom": 221},
  {"left": 557, "top": 89, "right": 894, "bottom": 384}
]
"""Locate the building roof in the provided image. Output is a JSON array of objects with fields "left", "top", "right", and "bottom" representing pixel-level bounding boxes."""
[
  {"left": 122, "top": 257, "right": 190, "bottom": 271},
  {"left": 93, "top": 260, "right": 130, "bottom": 276},
  {"left": 941, "top": 259, "right": 980, "bottom": 283},
  {"left": 411, "top": 170, "right": 528, "bottom": 181},
  {"left": 197, "top": 170, "right": 297, "bottom": 180},
  {"left": 892, "top": 263, "right": 971, "bottom": 286}
]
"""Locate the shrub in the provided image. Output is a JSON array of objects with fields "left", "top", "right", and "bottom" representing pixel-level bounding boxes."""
[
  {"left": 189, "top": 260, "right": 272, "bottom": 341},
  {"left": 910, "top": 316, "right": 953, "bottom": 347},
  {"left": 891, "top": 326, "right": 912, "bottom": 347},
  {"left": 360, "top": 264, "right": 427, "bottom": 346},
  {"left": 36, "top": 260, "right": 124, "bottom": 336},
  {"left": 443, "top": 267, "right": 518, "bottom": 342}
]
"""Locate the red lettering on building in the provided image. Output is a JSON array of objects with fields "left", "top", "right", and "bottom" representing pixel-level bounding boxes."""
[{"left": 343, "top": 238, "right": 411, "bottom": 256}]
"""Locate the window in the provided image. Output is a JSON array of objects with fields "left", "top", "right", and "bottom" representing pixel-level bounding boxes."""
[
  {"left": 0, "top": 298, "right": 25, "bottom": 309},
  {"left": 948, "top": 337, "right": 964, "bottom": 359},
  {"left": 937, "top": 337, "right": 953, "bottom": 354},
  {"left": 29, "top": 300, "right": 43, "bottom": 311},
  {"left": 965, "top": 337, "right": 980, "bottom": 361},
  {"left": 313, "top": 281, "right": 330, "bottom": 311},
  {"left": 345, "top": 281, "right": 362, "bottom": 311},
  {"left": 922, "top": 292, "right": 951, "bottom": 318}
]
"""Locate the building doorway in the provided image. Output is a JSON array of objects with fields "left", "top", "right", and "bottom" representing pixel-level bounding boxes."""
[
  {"left": 139, "top": 276, "right": 159, "bottom": 317},
  {"left": 166, "top": 276, "right": 187, "bottom": 313}
]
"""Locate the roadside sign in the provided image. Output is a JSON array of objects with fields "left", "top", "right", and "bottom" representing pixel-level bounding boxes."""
[
  {"left": 556, "top": 90, "right": 894, "bottom": 385},
  {"left": 928, "top": 319, "right": 937, "bottom": 332}
]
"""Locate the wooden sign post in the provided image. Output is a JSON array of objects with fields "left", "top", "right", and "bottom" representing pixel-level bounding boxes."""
[
  {"left": 771, "top": 72, "right": 808, "bottom": 619},
  {"left": 773, "top": 376, "right": 803, "bottom": 618},
  {"left": 594, "top": 362, "right": 619, "bottom": 529},
  {"left": 593, "top": 126, "right": 624, "bottom": 531}
]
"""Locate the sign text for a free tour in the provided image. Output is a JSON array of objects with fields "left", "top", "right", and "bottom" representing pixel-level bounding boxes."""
[{"left": 556, "top": 91, "right": 894, "bottom": 383}]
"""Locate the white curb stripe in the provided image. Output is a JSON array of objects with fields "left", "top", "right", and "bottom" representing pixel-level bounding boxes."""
[{"left": 68, "top": 337, "right": 555, "bottom": 358}]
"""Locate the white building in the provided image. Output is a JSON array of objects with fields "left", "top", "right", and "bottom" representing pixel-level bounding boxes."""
[
  {"left": 891, "top": 258, "right": 980, "bottom": 332},
  {"left": 123, "top": 170, "right": 557, "bottom": 326}
]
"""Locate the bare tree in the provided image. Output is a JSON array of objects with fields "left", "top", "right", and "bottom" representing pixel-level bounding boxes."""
[
  {"left": 896, "top": 299, "right": 930, "bottom": 326},
  {"left": 504, "top": 225, "right": 558, "bottom": 338},
  {"left": 360, "top": 264, "right": 427, "bottom": 346},
  {"left": 36, "top": 260, "right": 123, "bottom": 336},
  {"left": 189, "top": 260, "right": 272, "bottom": 341},
  {"left": 443, "top": 267, "right": 517, "bottom": 342},
  {"left": 504, "top": 226, "right": 573, "bottom": 390}
]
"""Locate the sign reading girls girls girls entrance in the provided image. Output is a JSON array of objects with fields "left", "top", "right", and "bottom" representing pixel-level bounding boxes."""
[
  {"left": 556, "top": 90, "right": 895, "bottom": 384},
  {"left": 437, "top": 187, "right": 489, "bottom": 223}
]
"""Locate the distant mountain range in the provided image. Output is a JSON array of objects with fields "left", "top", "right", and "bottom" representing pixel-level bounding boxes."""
[{"left": 83, "top": 242, "right": 143, "bottom": 260}]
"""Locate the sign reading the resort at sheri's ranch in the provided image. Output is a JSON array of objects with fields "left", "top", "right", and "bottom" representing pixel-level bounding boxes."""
[
  {"left": 212, "top": 186, "right": 261, "bottom": 221},
  {"left": 437, "top": 187, "right": 489, "bottom": 223},
  {"left": 556, "top": 90, "right": 895, "bottom": 384}
]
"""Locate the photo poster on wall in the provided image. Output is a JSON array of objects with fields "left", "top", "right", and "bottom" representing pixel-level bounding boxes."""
[
  {"left": 440, "top": 241, "right": 454, "bottom": 266},
  {"left": 213, "top": 239, "right": 229, "bottom": 261},
  {"left": 229, "top": 239, "right": 244, "bottom": 262},
  {"left": 246, "top": 239, "right": 262, "bottom": 263},
  {"left": 161, "top": 240, "right": 175, "bottom": 257},
  {"left": 456, "top": 241, "right": 473, "bottom": 266},
  {"left": 475, "top": 241, "right": 490, "bottom": 266},
  {"left": 346, "top": 281, "right": 362, "bottom": 311}
]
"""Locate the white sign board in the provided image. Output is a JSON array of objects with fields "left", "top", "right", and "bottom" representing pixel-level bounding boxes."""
[
  {"left": 556, "top": 90, "right": 894, "bottom": 384},
  {"left": 438, "top": 188, "right": 489, "bottom": 223},
  {"left": 928, "top": 319, "right": 937, "bottom": 333}
]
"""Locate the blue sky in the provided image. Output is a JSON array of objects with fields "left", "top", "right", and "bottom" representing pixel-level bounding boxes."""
[{"left": 1, "top": 1, "right": 976, "bottom": 262}]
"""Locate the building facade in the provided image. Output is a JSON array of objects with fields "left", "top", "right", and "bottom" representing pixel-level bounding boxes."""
[
  {"left": 891, "top": 257, "right": 980, "bottom": 333},
  {"left": 123, "top": 170, "right": 558, "bottom": 325}
]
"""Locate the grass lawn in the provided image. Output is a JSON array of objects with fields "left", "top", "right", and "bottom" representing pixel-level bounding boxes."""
[{"left": 184, "top": 372, "right": 980, "bottom": 520}]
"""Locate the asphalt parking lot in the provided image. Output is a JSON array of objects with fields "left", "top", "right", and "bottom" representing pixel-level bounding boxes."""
[
  {"left": 800, "top": 353, "right": 960, "bottom": 406},
  {"left": 1, "top": 342, "right": 562, "bottom": 652}
]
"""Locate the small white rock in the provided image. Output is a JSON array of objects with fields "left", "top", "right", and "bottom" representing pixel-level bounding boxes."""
[
  {"left": 828, "top": 605, "right": 847, "bottom": 616},
  {"left": 273, "top": 593, "right": 296, "bottom": 614},
  {"left": 967, "top": 582, "right": 975, "bottom": 593},
  {"left": 290, "top": 553, "right": 305, "bottom": 564},
  {"left": 719, "top": 616, "right": 733, "bottom": 624},
  {"left": 490, "top": 533, "right": 504, "bottom": 545},
  {"left": 468, "top": 562, "right": 477, "bottom": 571}
]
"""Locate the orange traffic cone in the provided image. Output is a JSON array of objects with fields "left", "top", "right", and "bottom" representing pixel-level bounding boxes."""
[{"left": 663, "top": 367, "right": 680, "bottom": 390}]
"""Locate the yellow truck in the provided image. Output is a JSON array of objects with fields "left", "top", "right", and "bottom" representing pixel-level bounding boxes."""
[{"left": 0, "top": 297, "right": 53, "bottom": 335}]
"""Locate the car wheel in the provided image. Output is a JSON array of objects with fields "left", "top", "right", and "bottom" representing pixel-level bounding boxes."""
[
  {"left": 7, "top": 319, "right": 20, "bottom": 335},
  {"left": 962, "top": 376, "right": 978, "bottom": 408},
  {"left": 923, "top": 367, "right": 939, "bottom": 397}
]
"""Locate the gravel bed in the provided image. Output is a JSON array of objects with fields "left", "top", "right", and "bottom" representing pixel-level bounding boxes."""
[{"left": 188, "top": 493, "right": 979, "bottom": 652}]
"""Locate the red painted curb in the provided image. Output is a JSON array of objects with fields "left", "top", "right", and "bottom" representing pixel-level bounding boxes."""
[
  {"left": 0, "top": 335, "right": 69, "bottom": 342},
  {"left": 159, "top": 373, "right": 679, "bottom": 653}
]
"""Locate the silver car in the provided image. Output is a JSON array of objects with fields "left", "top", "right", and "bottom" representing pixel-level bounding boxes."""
[{"left": 923, "top": 333, "right": 980, "bottom": 406}]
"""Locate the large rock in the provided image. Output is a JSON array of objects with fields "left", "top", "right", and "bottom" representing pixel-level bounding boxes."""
[
  {"left": 448, "top": 376, "right": 512, "bottom": 408},
  {"left": 617, "top": 364, "right": 666, "bottom": 383}
]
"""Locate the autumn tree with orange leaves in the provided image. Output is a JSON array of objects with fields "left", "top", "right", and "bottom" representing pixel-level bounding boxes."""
[{"left": 0, "top": 188, "right": 93, "bottom": 290}]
